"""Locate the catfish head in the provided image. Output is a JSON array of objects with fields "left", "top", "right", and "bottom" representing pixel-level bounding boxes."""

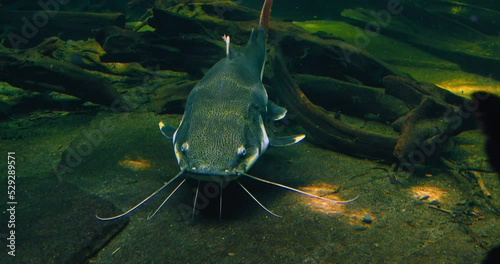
[{"left": 170, "top": 103, "right": 269, "bottom": 179}]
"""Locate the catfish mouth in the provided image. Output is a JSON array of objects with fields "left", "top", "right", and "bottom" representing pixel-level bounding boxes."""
[
  {"left": 178, "top": 151, "right": 257, "bottom": 179},
  {"left": 183, "top": 169, "right": 241, "bottom": 182}
]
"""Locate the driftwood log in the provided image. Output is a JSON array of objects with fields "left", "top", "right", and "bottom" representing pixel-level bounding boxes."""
[
  {"left": 270, "top": 53, "right": 398, "bottom": 161},
  {"left": 294, "top": 74, "right": 409, "bottom": 122},
  {"left": 341, "top": 4, "right": 500, "bottom": 80},
  {"left": 0, "top": 38, "right": 128, "bottom": 109},
  {"left": 148, "top": 3, "right": 406, "bottom": 85},
  {"left": 383, "top": 76, "right": 477, "bottom": 163},
  {"left": 1, "top": 11, "right": 125, "bottom": 49},
  {"left": 94, "top": 26, "right": 222, "bottom": 77}
]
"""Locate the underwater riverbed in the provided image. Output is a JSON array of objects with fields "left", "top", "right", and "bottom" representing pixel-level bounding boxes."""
[{"left": 1, "top": 110, "right": 499, "bottom": 263}]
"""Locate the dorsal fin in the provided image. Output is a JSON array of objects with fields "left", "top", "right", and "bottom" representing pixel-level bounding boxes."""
[
  {"left": 258, "top": 0, "right": 273, "bottom": 32},
  {"left": 222, "top": 34, "right": 233, "bottom": 59}
]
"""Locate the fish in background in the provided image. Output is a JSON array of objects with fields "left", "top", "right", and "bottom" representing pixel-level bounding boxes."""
[
  {"left": 474, "top": 92, "right": 500, "bottom": 264},
  {"left": 472, "top": 92, "right": 500, "bottom": 176}
]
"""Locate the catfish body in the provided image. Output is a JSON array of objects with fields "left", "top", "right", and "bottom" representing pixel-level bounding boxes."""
[
  {"left": 96, "top": 0, "right": 357, "bottom": 221},
  {"left": 172, "top": 28, "right": 270, "bottom": 178}
]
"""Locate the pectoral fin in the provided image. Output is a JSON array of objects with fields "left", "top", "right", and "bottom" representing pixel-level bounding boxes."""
[
  {"left": 270, "top": 134, "right": 305, "bottom": 147},
  {"left": 159, "top": 121, "right": 176, "bottom": 138},
  {"left": 267, "top": 100, "right": 287, "bottom": 121}
]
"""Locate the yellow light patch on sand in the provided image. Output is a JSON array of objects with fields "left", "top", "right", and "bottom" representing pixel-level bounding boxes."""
[
  {"left": 410, "top": 185, "right": 447, "bottom": 201},
  {"left": 436, "top": 78, "right": 500, "bottom": 97},
  {"left": 119, "top": 155, "right": 152, "bottom": 171},
  {"left": 296, "top": 182, "right": 376, "bottom": 225},
  {"left": 298, "top": 182, "right": 348, "bottom": 214}
]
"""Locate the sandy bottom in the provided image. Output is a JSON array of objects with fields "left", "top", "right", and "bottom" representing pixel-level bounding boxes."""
[{"left": 2, "top": 110, "right": 499, "bottom": 263}]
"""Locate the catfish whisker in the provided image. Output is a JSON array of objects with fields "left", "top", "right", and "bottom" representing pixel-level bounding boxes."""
[
  {"left": 237, "top": 181, "right": 282, "bottom": 218},
  {"left": 192, "top": 180, "right": 200, "bottom": 221},
  {"left": 96, "top": 170, "right": 185, "bottom": 221},
  {"left": 240, "top": 172, "right": 359, "bottom": 204},
  {"left": 147, "top": 179, "right": 186, "bottom": 220}
]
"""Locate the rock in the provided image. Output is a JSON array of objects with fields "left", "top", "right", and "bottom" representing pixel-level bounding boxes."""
[
  {"left": 362, "top": 214, "right": 373, "bottom": 224},
  {"left": 428, "top": 199, "right": 440, "bottom": 205},
  {"left": 420, "top": 195, "right": 430, "bottom": 200}
]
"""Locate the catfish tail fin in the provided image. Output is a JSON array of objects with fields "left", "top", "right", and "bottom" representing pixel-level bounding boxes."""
[{"left": 258, "top": 0, "right": 273, "bottom": 32}]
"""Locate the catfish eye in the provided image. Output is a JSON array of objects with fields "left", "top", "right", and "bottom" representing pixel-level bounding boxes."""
[
  {"left": 181, "top": 142, "right": 189, "bottom": 152},
  {"left": 237, "top": 145, "right": 246, "bottom": 156}
]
